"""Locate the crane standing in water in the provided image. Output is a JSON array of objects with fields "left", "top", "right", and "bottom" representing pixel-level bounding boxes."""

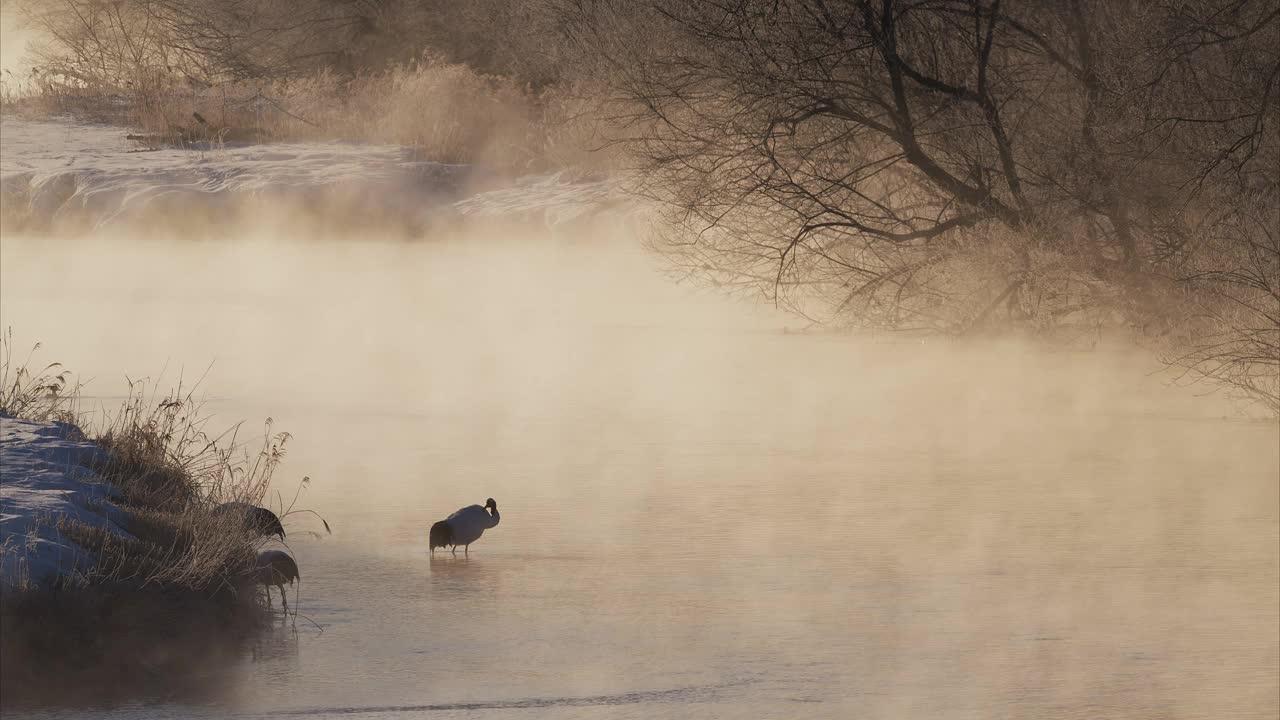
[
  {"left": 429, "top": 498, "right": 500, "bottom": 554},
  {"left": 254, "top": 550, "right": 300, "bottom": 612}
]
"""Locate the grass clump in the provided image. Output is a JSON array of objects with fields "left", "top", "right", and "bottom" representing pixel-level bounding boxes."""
[
  {"left": 0, "top": 328, "right": 78, "bottom": 423},
  {"left": 0, "top": 334, "right": 320, "bottom": 707}
]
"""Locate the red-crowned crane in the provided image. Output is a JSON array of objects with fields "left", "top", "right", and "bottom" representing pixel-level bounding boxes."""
[
  {"left": 429, "top": 498, "right": 500, "bottom": 554},
  {"left": 215, "top": 502, "right": 285, "bottom": 541},
  {"left": 254, "top": 550, "right": 299, "bottom": 612}
]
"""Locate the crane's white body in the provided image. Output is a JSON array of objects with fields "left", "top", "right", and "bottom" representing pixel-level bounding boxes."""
[{"left": 445, "top": 503, "right": 500, "bottom": 547}]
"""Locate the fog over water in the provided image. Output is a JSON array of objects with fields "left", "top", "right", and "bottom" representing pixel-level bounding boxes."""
[{"left": 2, "top": 225, "right": 1276, "bottom": 718}]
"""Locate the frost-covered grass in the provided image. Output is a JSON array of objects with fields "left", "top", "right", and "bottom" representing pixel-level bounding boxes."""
[{"left": 0, "top": 336, "right": 317, "bottom": 707}]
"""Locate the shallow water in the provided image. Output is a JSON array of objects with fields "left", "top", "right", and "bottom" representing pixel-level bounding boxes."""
[{"left": 2, "top": 232, "right": 1277, "bottom": 719}]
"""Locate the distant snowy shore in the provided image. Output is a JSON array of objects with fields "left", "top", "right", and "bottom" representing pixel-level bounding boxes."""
[
  {"left": 0, "top": 116, "right": 636, "bottom": 231},
  {"left": 0, "top": 414, "right": 127, "bottom": 588}
]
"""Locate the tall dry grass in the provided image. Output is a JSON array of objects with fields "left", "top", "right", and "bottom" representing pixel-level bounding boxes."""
[
  {"left": 0, "top": 335, "right": 320, "bottom": 706},
  {"left": 0, "top": 329, "right": 78, "bottom": 423}
]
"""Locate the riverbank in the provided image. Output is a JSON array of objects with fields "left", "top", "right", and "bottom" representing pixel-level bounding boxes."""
[
  {"left": 0, "top": 351, "right": 306, "bottom": 707},
  {"left": 0, "top": 414, "right": 119, "bottom": 588},
  {"left": 0, "top": 116, "right": 634, "bottom": 237}
]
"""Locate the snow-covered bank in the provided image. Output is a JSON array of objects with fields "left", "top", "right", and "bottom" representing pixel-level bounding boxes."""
[
  {"left": 0, "top": 117, "right": 636, "bottom": 231},
  {"left": 0, "top": 414, "right": 126, "bottom": 588},
  {"left": 1, "top": 408, "right": 275, "bottom": 707}
]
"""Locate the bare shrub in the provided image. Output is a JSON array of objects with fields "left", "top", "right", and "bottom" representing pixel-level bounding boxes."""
[
  {"left": 5, "top": 56, "right": 611, "bottom": 175},
  {"left": 335, "top": 59, "right": 545, "bottom": 168},
  {"left": 13, "top": 0, "right": 576, "bottom": 86},
  {"left": 6, "top": 0, "right": 611, "bottom": 173}
]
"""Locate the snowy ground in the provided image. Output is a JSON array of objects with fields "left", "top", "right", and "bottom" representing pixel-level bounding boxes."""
[
  {"left": 0, "top": 116, "right": 636, "bottom": 231},
  {"left": 0, "top": 414, "right": 127, "bottom": 589}
]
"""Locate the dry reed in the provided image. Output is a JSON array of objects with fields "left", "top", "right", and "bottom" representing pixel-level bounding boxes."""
[{"left": 0, "top": 334, "right": 320, "bottom": 707}]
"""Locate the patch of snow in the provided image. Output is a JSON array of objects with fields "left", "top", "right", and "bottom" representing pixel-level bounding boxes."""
[
  {"left": 454, "top": 172, "right": 646, "bottom": 230},
  {"left": 0, "top": 117, "right": 475, "bottom": 229},
  {"left": 0, "top": 117, "right": 640, "bottom": 230},
  {"left": 0, "top": 413, "right": 128, "bottom": 589}
]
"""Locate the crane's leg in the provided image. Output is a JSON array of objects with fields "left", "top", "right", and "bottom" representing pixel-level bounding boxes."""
[
  {"left": 265, "top": 586, "right": 273, "bottom": 610},
  {"left": 451, "top": 545, "right": 457, "bottom": 555},
  {"left": 279, "top": 583, "right": 289, "bottom": 614},
  {"left": 464, "top": 544, "right": 470, "bottom": 555}
]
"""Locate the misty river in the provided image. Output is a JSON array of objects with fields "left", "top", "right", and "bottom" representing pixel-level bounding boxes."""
[{"left": 2, "top": 229, "right": 1276, "bottom": 719}]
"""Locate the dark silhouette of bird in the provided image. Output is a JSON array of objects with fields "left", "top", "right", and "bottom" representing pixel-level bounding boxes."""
[
  {"left": 430, "top": 498, "right": 500, "bottom": 554},
  {"left": 253, "top": 550, "right": 299, "bottom": 612},
  {"left": 214, "top": 502, "right": 285, "bottom": 541}
]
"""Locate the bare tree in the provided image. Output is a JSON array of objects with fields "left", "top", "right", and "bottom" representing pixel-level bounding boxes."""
[
  {"left": 1159, "top": 189, "right": 1279, "bottom": 412},
  {"left": 567, "top": 0, "right": 1278, "bottom": 405}
]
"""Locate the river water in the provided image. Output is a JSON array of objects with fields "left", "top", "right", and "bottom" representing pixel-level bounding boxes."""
[{"left": 2, "top": 228, "right": 1276, "bottom": 719}]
